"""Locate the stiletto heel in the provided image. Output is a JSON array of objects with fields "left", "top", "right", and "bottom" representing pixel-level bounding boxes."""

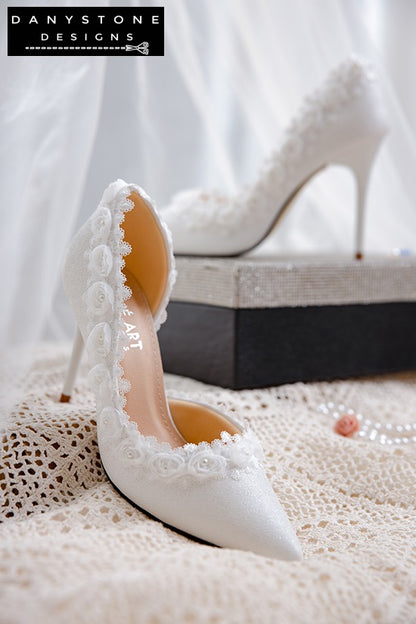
[
  {"left": 332, "top": 134, "right": 386, "bottom": 260},
  {"left": 162, "top": 57, "right": 389, "bottom": 258},
  {"left": 60, "top": 178, "right": 301, "bottom": 560},
  {"left": 59, "top": 327, "right": 84, "bottom": 402}
]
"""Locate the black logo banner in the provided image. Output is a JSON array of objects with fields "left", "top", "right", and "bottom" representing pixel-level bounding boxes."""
[{"left": 8, "top": 6, "right": 164, "bottom": 56}]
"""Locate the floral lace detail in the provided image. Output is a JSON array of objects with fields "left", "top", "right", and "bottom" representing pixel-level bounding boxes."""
[
  {"left": 163, "top": 56, "right": 378, "bottom": 233},
  {"left": 98, "top": 407, "right": 264, "bottom": 483},
  {"left": 165, "top": 188, "right": 237, "bottom": 232},
  {"left": 83, "top": 180, "right": 264, "bottom": 482},
  {"left": 88, "top": 244, "right": 113, "bottom": 278}
]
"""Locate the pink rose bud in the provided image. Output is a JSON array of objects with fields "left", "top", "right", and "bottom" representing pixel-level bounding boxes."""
[{"left": 334, "top": 413, "right": 360, "bottom": 437}]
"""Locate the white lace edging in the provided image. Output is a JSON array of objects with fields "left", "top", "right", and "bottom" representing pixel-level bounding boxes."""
[
  {"left": 99, "top": 407, "right": 264, "bottom": 483},
  {"left": 83, "top": 181, "right": 264, "bottom": 482}
]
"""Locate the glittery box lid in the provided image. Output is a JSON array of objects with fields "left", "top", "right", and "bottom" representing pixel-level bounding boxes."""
[{"left": 172, "top": 255, "right": 416, "bottom": 309}]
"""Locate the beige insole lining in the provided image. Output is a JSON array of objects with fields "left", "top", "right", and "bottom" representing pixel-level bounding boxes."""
[{"left": 121, "top": 191, "right": 240, "bottom": 448}]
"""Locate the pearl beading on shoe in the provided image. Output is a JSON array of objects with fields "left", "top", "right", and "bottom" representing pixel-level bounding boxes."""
[
  {"left": 83, "top": 182, "right": 265, "bottom": 483},
  {"left": 318, "top": 402, "right": 416, "bottom": 445}
]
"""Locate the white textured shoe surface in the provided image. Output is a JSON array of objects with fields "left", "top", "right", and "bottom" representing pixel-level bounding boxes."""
[
  {"left": 62, "top": 179, "right": 302, "bottom": 560},
  {"left": 98, "top": 412, "right": 301, "bottom": 560},
  {"left": 162, "top": 57, "right": 388, "bottom": 256}
]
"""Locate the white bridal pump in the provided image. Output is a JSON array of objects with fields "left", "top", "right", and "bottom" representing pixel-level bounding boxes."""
[
  {"left": 162, "top": 57, "right": 389, "bottom": 259},
  {"left": 60, "top": 179, "right": 302, "bottom": 560}
]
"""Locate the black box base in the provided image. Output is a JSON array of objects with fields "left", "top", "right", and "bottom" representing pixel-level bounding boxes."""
[{"left": 158, "top": 301, "right": 416, "bottom": 389}]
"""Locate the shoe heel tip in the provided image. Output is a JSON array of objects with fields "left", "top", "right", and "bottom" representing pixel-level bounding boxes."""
[
  {"left": 355, "top": 252, "right": 363, "bottom": 260},
  {"left": 59, "top": 393, "right": 71, "bottom": 403}
]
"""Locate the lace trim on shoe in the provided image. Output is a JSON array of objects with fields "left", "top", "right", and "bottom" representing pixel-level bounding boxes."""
[
  {"left": 99, "top": 408, "right": 264, "bottom": 483},
  {"left": 256, "top": 56, "right": 376, "bottom": 188},
  {"left": 83, "top": 182, "right": 264, "bottom": 482}
]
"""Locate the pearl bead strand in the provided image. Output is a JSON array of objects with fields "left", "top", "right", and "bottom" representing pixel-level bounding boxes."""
[{"left": 318, "top": 402, "right": 416, "bottom": 445}]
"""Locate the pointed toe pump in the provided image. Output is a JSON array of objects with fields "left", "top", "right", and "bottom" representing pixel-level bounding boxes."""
[
  {"left": 60, "top": 179, "right": 301, "bottom": 561},
  {"left": 162, "top": 57, "right": 389, "bottom": 259}
]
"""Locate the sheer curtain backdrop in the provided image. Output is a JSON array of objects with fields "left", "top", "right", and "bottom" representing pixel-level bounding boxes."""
[{"left": 1, "top": 0, "right": 416, "bottom": 423}]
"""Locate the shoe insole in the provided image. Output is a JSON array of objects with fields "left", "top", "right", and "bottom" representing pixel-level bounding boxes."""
[{"left": 121, "top": 268, "right": 185, "bottom": 448}]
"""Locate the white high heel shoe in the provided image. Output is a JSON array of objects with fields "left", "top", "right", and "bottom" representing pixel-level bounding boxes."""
[
  {"left": 60, "top": 179, "right": 302, "bottom": 560},
  {"left": 162, "top": 57, "right": 388, "bottom": 259}
]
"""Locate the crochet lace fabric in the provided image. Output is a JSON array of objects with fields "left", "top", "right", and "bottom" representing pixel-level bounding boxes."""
[{"left": 1, "top": 343, "right": 415, "bottom": 624}]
